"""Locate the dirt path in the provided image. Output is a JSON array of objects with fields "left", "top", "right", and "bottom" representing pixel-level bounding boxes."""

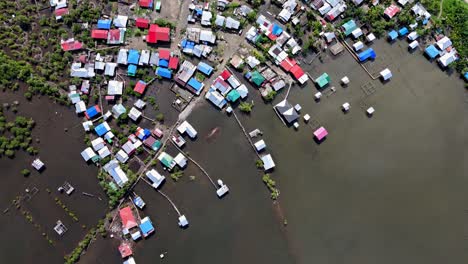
[{"left": 438, "top": 0, "right": 444, "bottom": 18}]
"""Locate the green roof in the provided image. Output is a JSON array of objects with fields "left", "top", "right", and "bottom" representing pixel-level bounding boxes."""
[
  {"left": 226, "top": 89, "right": 241, "bottom": 102},
  {"left": 251, "top": 71, "right": 265, "bottom": 86},
  {"left": 315, "top": 73, "right": 330, "bottom": 88},
  {"left": 152, "top": 140, "right": 162, "bottom": 151}
]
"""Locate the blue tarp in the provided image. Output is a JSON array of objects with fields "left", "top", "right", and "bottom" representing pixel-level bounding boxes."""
[
  {"left": 94, "top": 123, "right": 109, "bottom": 136},
  {"left": 197, "top": 62, "right": 213, "bottom": 76},
  {"left": 425, "top": 45, "right": 440, "bottom": 59},
  {"left": 128, "top": 64, "right": 137, "bottom": 76},
  {"left": 156, "top": 67, "right": 172, "bottom": 79},
  {"left": 97, "top": 19, "right": 111, "bottom": 30},
  {"left": 271, "top": 24, "right": 283, "bottom": 36},
  {"left": 139, "top": 218, "right": 154, "bottom": 237},
  {"left": 128, "top": 49, "right": 140, "bottom": 65},
  {"left": 388, "top": 30, "right": 398, "bottom": 41},
  {"left": 188, "top": 77, "right": 203, "bottom": 92},
  {"left": 464, "top": 72, "right": 468, "bottom": 81},
  {"left": 358, "top": 48, "right": 376, "bottom": 62},
  {"left": 159, "top": 59, "right": 169, "bottom": 68},
  {"left": 398, "top": 27, "right": 409, "bottom": 36},
  {"left": 86, "top": 106, "right": 99, "bottom": 119}
]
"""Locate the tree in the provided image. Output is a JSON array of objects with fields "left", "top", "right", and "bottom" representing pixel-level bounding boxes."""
[
  {"left": 156, "top": 113, "right": 164, "bottom": 122},
  {"left": 246, "top": 11, "right": 258, "bottom": 23},
  {"left": 264, "top": 91, "right": 277, "bottom": 102},
  {"left": 239, "top": 102, "right": 254, "bottom": 113},
  {"left": 21, "top": 169, "right": 30, "bottom": 176},
  {"left": 16, "top": 15, "right": 31, "bottom": 30}
]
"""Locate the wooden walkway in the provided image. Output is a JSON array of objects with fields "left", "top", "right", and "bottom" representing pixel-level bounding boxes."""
[{"left": 231, "top": 110, "right": 261, "bottom": 159}]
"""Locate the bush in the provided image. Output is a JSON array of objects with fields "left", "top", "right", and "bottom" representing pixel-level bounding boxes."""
[
  {"left": 21, "top": 169, "right": 30, "bottom": 176},
  {"left": 239, "top": 102, "right": 254, "bottom": 113},
  {"left": 156, "top": 113, "right": 164, "bottom": 122}
]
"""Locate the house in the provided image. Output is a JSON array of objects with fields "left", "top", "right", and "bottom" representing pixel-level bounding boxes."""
[
  {"left": 261, "top": 154, "right": 275, "bottom": 171},
  {"left": 91, "top": 29, "right": 108, "bottom": 39},
  {"left": 97, "top": 19, "right": 112, "bottom": 30},
  {"left": 438, "top": 50, "right": 458, "bottom": 67},
  {"left": 177, "top": 121, "right": 197, "bottom": 138},
  {"left": 388, "top": 30, "right": 398, "bottom": 41},
  {"left": 122, "top": 141, "right": 136, "bottom": 155},
  {"left": 254, "top": 140, "right": 266, "bottom": 152},
  {"left": 201, "top": 11, "right": 212, "bottom": 26},
  {"left": 225, "top": 17, "right": 240, "bottom": 30},
  {"left": 81, "top": 80, "right": 90, "bottom": 94},
  {"left": 398, "top": 27, "right": 409, "bottom": 37},
  {"left": 85, "top": 105, "right": 101, "bottom": 119},
  {"left": 143, "top": 136, "right": 162, "bottom": 151},
  {"left": 123, "top": 257, "right": 136, "bottom": 264},
  {"left": 197, "top": 62, "right": 214, "bottom": 76},
  {"left": 128, "top": 49, "right": 140, "bottom": 65},
  {"left": 55, "top": 8, "right": 69, "bottom": 20},
  {"left": 200, "top": 30, "right": 216, "bottom": 44},
  {"left": 94, "top": 122, "right": 111, "bottom": 136},
  {"left": 217, "top": 0, "right": 229, "bottom": 10},
  {"left": 68, "top": 92, "right": 80, "bottom": 104},
  {"left": 175, "top": 60, "right": 196, "bottom": 85},
  {"left": 412, "top": 3, "right": 431, "bottom": 20},
  {"left": 116, "top": 149, "right": 129, "bottom": 163},
  {"left": 275, "top": 99, "right": 299, "bottom": 124},
  {"left": 128, "top": 65, "right": 137, "bottom": 76},
  {"left": 168, "top": 56, "right": 179, "bottom": 70},
  {"left": 249, "top": 71, "right": 266, "bottom": 87},
  {"left": 103, "top": 160, "right": 129, "bottom": 187},
  {"left": 129, "top": 107, "right": 142, "bottom": 122},
  {"left": 212, "top": 77, "right": 231, "bottom": 95},
  {"left": 174, "top": 153, "right": 188, "bottom": 168},
  {"left": 75, "top": 101, "right": 86, "bottom": 113},
  {"left": 230, "top": 55, "right": 244, "bottom": 69},
  {"left": 118, "top": 243, "right": 133, "bottom": 258},
  {"left": 342, "top": 20, "right": 357, "bottom": 36},
  {"left": 117, "top": 49, "right": 128, "bottom": 65},
  {"left": 205, "top": 88, "right": 227, "bottom": 109},
  {"left": 146, "top": 169, "right": 166, "bottom": 188},
  {"left": 236, "top": 84, "right": 248, "bottom": 99},
  {"left": 104, "top": 130, "right": 114, "bottom": 142},
  {"left": 112, "top": 104, "right": 127, "bottom": 118},
  {"left": 351, "top": 28, "right": 363, "bottom": 39},
  {"left": 246, "top": 56, "right": 260, "bottom": 69},
  {"left": 424, "top": 45, "right": 440, "bottom": 59},
  {"left": 104, "top": 62, "right": 117, "bottom": 76},
  {"left": 139, "top": 216, "right": 155, "bottom": 238},
  {"left": 384, "top": 4, "right": 400, "bottom": 19},
  {"left": 147, "top": 24, "right": 170, "bottom": 43},
  {"left": 119, "top": 207, "right": 137, "bottom": 230},
  {"left": 61, "top": 38, "right": 83, "bottom": 51},
  {"left": 113, "top": 15, "right": 128, "bottom": 28},
  {"left": 139, "top": 0, "right": 153, "bottom": 8},
  {"left": 107, "top": 28, "right": 125, "bottom": 44},
  {"left": 315, "top": 73, "right": 330, "bottom": 88},
  {"left": 290, "top": 65, "right": 308, "bottom": 84},
  {"left": 358, "top": 48, "right": 376, "bottom": 62},
  {"left": 133, "top": 80, "right": 147, "bottom": 95},
  {"left": 82, "top": 121, "right": 93, "bottom": 132},
  {"left": 81, "top": 147, "right": 99, "bottom": 163},
  {"left": 158, "top": 152, "right": 177, "bottom": 170},
  {"left": 156, "top": 67, "right": 172, "bottom": 79},
  {"left": 98, "top": 146, "right": 111, "bottom": 159},
  {"left": 70, "top": 62, "right": 95, "bottom": 78},
  {"left": 136, "top": 18, "right": 149, "bottom": 29},
  {"left": 107, "top": 80, "right": 123, "bottom": 95},
  {"left": 215, "top": 15, "right": 225, "bottom": 27},
  {"left": 91, "top": 137, "right": 105, "bottom": 151},
  {"left": 226, "top": 89, "right": 241, "bottom": 102},
  {"left": 139, "top": 50, "right": 150, "bottom": 65},
  {"left": 187, "top": 78, "right": 204, "bottom": 95},
  {"left": 436, "top": 36, "right": 452, "bottom": 50}
]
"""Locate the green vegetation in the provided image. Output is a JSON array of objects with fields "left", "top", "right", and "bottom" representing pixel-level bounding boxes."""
[
  {"left": 54, "top": 197, "right": 79, "bottom": 222},
  {"left": 0, "top": 111, "right": 37, "bottom": 158},
  {"left": 171, "top": 168, "right": 184, "bottom": 182},
  {"left": 361, "top": 6, "right": 395, "bottom": 38},
  {"left": 262, "top": 174, "right": 279, "bottom": 200},
  {"left": 64, "top": 227, "right": 97, "bottom": 264},
  {"left": 264, "top": 91, "right": 277, "bottom": 102},
  {"left": 156, "top": 113, "right": 165, "bottom": 122},
  {"left": 21, "top": 169, "right": 30, "bottom": 176},
  {"left": 97, "top": 171, "right": 137, "bottom": 208},
  {"left": 154, "top": 18, "right": 176, "bottom": 29},
  {"left": 239, "top": 102, "right": 254, "bottom": 113},
  {"left": 255, "top": 159, "right": 264, "bottom": 169}
]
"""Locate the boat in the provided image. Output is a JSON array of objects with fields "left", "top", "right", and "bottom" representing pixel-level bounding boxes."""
[{"left": 133, "top": 194, "right": 146, "bottom": 209}]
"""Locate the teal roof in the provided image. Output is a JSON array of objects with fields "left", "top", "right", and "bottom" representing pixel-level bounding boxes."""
[
  {"left": 342, "top": 20, "right": 357, "bottom": 36},
  {"left": 226, "top": 89, "right": 241, "bottom": 102}
]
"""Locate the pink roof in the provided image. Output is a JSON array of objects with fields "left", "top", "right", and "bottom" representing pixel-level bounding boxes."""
[
  {"left": 147, "top": 24, "right": 170, "bottom": 43},
  {"left": 61, "top": 40, "right": 83, "bottom": 51},
  {"left": 314, "top": 126, "right": 328, "bottom": 141},
  {"left": 168, "top": 56, "right": 179, "bottom": 69},
  {"left": 220, "top": 69, "right": 231, "bottom": 80},
  {"left": 91, "top": 29, "right": 108, "bottom": 39},
  {"left": 55, "top": 8, "right": 69, "bottom": 17},
  {"left": 136, "top": 18, "right": 149, "bottom": 28},
  {"left": 153, "top": 128, "right": 163, "bottom": 138},
  {"left": 384, "top": 5, "right": 400, "bottom": 18},
  {"left": 133, "top": 80, "right": 147, "bottom": 94},
  {"left": 108, "top": 29, "right": 121, "bottom": 42},
  {"left": 159, "top": 49, "right": 171, "bottom": 60},
  {"left": 139, "top": 0, "right": 152, "bottom": 7},
  {"left": 119, "top": 207, "right": 137, "bottom": 230},
  {"left": 105, "top": 95, "right": 115, "bottom": 101},
  {"left": 290, "top": 64, "right": 305, "bottom": 79},
  {"left": 118, "top": 243, "right": 133, "bottom": 258}
]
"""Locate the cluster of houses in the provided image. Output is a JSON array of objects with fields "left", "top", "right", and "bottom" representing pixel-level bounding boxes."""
[
  {"left": 172, "top": 60, "right": 215, "bottom": 96},
  {"left": 50, "top": 0, "right": 70, "bottom": 20},
  {"left": 91, "top": 16, "right": 129, "bottom": 45},
  {"left": 424, "top": 35, "right": 458, "bottom": 68},
  {"left": 205, "top": 68, "right": 249, "bottom": 109},
  {"left": 307, "top": 0, "right": 347, "bottom": 21},
  {"left": 246, "top": 15, "right": 309, "bottom": 85}
]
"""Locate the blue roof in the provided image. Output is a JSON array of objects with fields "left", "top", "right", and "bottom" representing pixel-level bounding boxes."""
[
  {"left": 464, "top": 72, "right": 468, "bottom": 81},
  {"left": 188, "top": 77, "right": 203, "bottom": 91},
  {"left": 128, "top": 49, "right": 140, "bottom": 65},
  {"left": 159, "top": 59, "right": 169, "bottom": 68},
  {"left": 388, "top": 30, "right": 398, "bottom": 41},
  {"left": 358, "top": 48, "right": 376, "bottom": 62},
  {"left": 139, "top": 218, "right": 154, "bottom": 237},
  {"left": 425, "top": 45, "right": 440, "bottom": 59},
  {"left": 156, "top": 67, "right": 172, "bottom": 79},
  {"left": 97, "top": 19, "right": 111, "bottom": 30},
  {"left": 128, "top": 64, "right": 137, "bottom": 75},
  {"left": 271, "top": 24, "right": 283, "bottom": 36},
  {"left": 196, "top": 9, "right": 203, "bottom": 16},
  {"left": 86, "top": 106, "right": 99, "bottom": 119},
  {"left": 398, "top": 27, "right": 409, "bottom": 36},
  {"left": 94, "top": 122, "right": 109, "bottom": 136},
  {"left": 197, "top": 62, "right": 213, "bottom": 75}
]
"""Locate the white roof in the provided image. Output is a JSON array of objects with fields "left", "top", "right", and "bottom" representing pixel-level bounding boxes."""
[
  {"left": 117, "top": 49, "right": 128, "bottom": 64},
  {"left": 366, "top": 33, "right": 376, "bottom": 42},
  {"left": 380, "top": 68, "right": 392, "bottom": 80},
  {"left": 103, "top": 159, "right": 129, "bottom": 187},
  {"left": 91, "top": 137, "right": 105, "bottom": 151},
  {"left": 134, "top": 99, "right": 146, "bottom": 109},
  {"left": 113, "top": 15, "right": 128, "bottom": 28},
  {"left": 177, "top": 121, "right": 198, "bottom": 138},
  {"left": 174, "top": 153, "right": 188, "bottom": 168},
  {"left": 139, "top": 50, "right": 150, "bottom": 65},
  {"left": 75, "top": 101, "right": 86, "bottom": 113},
  {"left": 408, "top": 40, "right": 419, "bottom": 49},
  {"left": 318, "top": 3, "right": 331, "bottom": 15},
  {"left": 438, "top": 51, "right": 457, "bottom": 67},
  {"left": 254, "top": 140, "right": 266, "bottom": 151},
  {"left": 81, "top": 147, "right": 97, "bottom": 162},
  {"left": 205, "top": 89, "right": 226, "bottom": 109},
  {"left": 236, "top": 84, "right": 248, "bottom": 99},
  {"left": 200, "top": 30, "right": 216, "bottom": 44},
  {"left": 278, "top": 9, "right": 293, "bottom": 22},
  {"left": 246, "top": 56, "right": 260, "bottom": 68},
  {"left": 407, "top": 31, "right": 418, "bottom": 41},
  {"left": 123, "top": 257, "right": 136, "bottom": 264},
  {"left": 226, "top": 17, "right": 240, "bottom": 29},
  {"left": 351, "top": 28, "right": 363, "bottom": 38},
  {"left": 116, "top": 149, "right": 129, "bottom": 163},
  {"left": 129, "top": 107, "right": 142, "bottom": 121},
  {"left": 201, "top": 11, "right": 212, "bottom": 26},
  {"left": 94, "top": 61, "right": 105, "bottom": 70},
  {"left": 353, "top": 41, "right": 364, "bottom": 51},
  {"left": 215, "top": 15, "right": 225, "bottom": 27},
  {"left": 436, "top": 36, "right": 452, "bottom": 50},
  {"left": 108, "top": 80, "right": 123, "bottom": 95},
  {"left": 82, "top": 121, "right": 93, "bottom": 131},
  {"left": 261, "top": 154, "right": 276, "bottom": 171},
  {"left": 146, "top": 169, "right": 165, "bottom": 189},
  {"left": 98, "top": 146, "right": 111, "bottom": 159},
  {"left": 178, "top": 215, "right": 189, "bottom": 227},
  {"left": 104, "top": 62, "right": 117, "bottom": 76}
]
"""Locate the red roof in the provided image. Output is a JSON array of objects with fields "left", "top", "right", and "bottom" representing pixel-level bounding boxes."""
[
  {"left": 290, "top": 65, "right": 305, "bottom": 79},
  {"left": 139, "top": 0, "right": 153, "bottom": 7},
  {"left": 220, "top": 69, "right": 231, "bottom": 80},
  {"left": 91, "top": 29, "right": 108, "bottom": 39},
  {"left": 136, "top": 18, "right": 149, "bottom": 29},
  {"left": 267, "top": 32, "right": 278, "bottom": 41},
  {"left": 119, "top": 207, "right": 137, "bottom": 230},
  {"left": 146, "top": 24, "right": 170, "bottom": 43},
  {"left": 118, "top": 243, "right": 133, "bottom": 258},
  {"left": 133, "top": 80, "right": 147, "bottom": 94},
  {"left": 384, "top": 5, "right": 400, "bottom": 18},
  {"left": 280, "top": 57, "right": 297, "bottom": 72},
  {"left": 159, "top": 49, "right": 170, "bottom": 60},
  {"left": 108, "top": 29, "right": 121, "bottom": 42},
  {"left": 61, "top": 40, "right": 83, "bottom": 51},
  {"left": 55, "top": 8, "right": 69, "bottom": 17},
  {"left": 168, "top": 56, "right": 179, "bottom": 69}
]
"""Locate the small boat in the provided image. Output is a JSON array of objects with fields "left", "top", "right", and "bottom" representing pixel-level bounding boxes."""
[{"left": 133, "top": 195, "right": 146, "bottom": 210}]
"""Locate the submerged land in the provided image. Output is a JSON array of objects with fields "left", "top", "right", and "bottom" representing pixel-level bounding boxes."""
[{"left": 0, "top": 0, "right": 467, "bottom": 264}]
